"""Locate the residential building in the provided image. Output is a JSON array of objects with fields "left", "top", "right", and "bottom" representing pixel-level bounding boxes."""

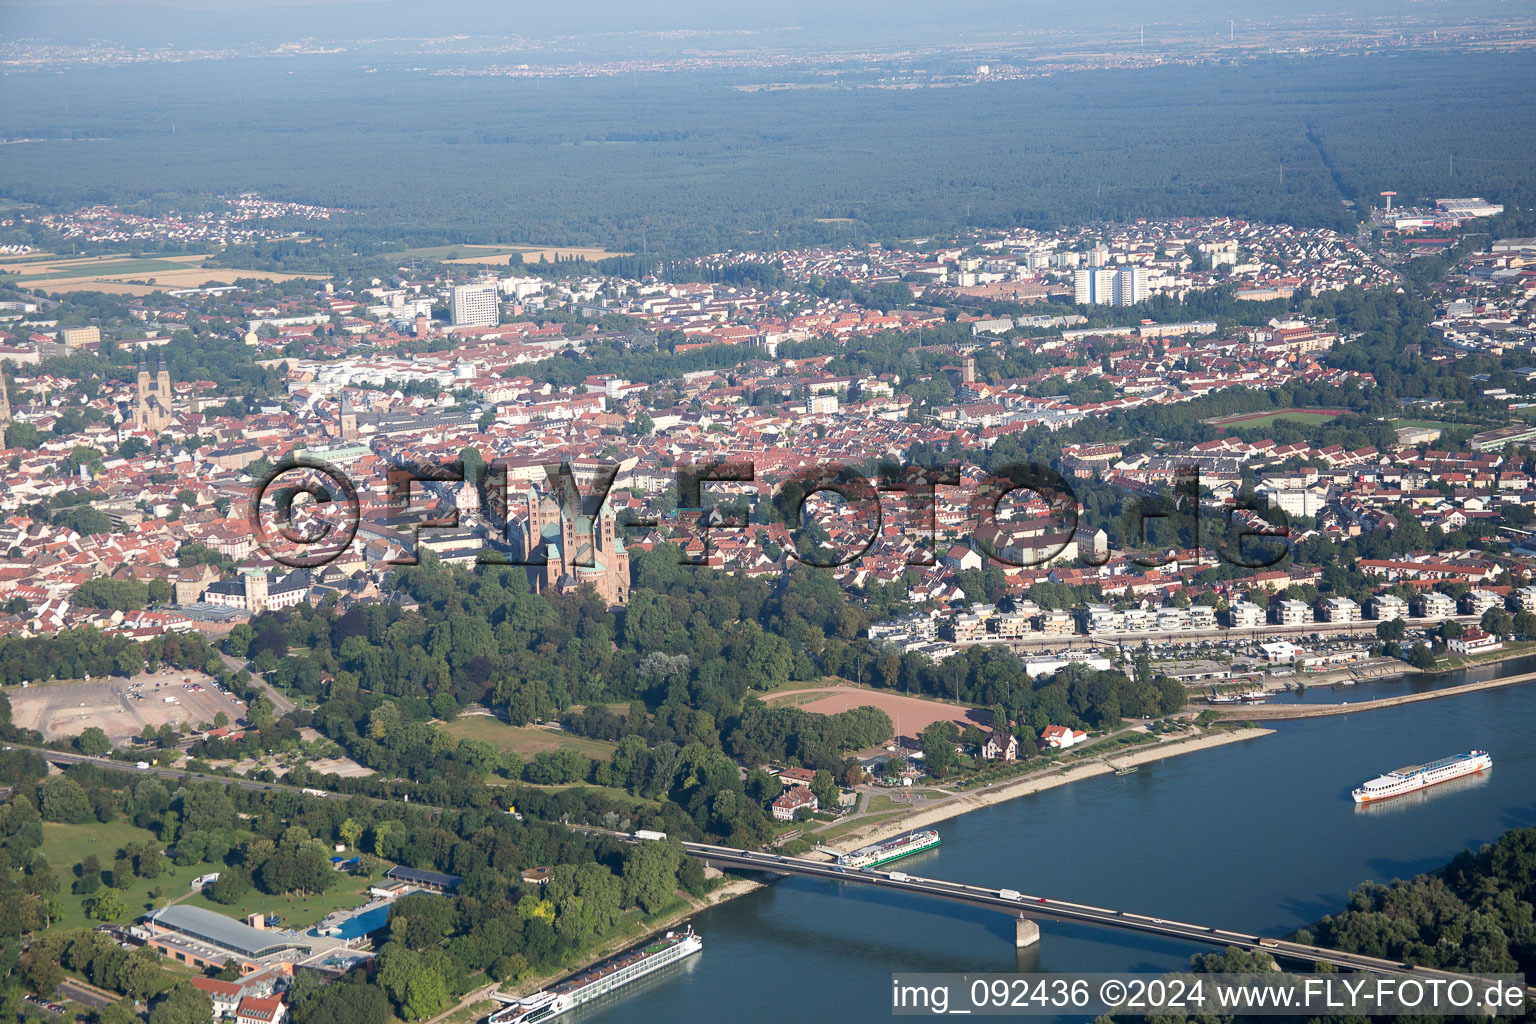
[
  {"left": 772, "top": 786, "right": 818, "bottom": 821},
  {"left": 450, "top": 283, "right": 499, "bottom": 327},
  {"left": 1040, "top": 725, "right": 1088, "bottom": 749},
  {"left": 1448, "top": 628, "right": 1502, "bottom": 655},
  {"left": 1370, "top": 594, "right": 1409, "bottom": 621},
  {"left": 1415, "top": 591, "right": 1460, "bottom": 618},
  {"left": 1227, "top": 601, "right": 1264, "bottom": 628},
  {"left": 1272, "top": 599, "right": 1313, "bottom": 626},
  {"left": 981, "top": 729, "right": 1018, "bottom": 761},
  {"left": 236, "top": 995, "right": 287, "bottom": 1024},
  {"left": 1320, "top": 596, "right": 1361, "bottom": 622}
]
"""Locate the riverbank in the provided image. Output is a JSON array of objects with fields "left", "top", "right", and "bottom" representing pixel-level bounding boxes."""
[
  {"left": 1218, "top": 668, "right": 1536, "bottom": 720},
  {"left": 503, "top": 876, "right": 765, "bottom": 999},
  {"left": 1264, "top": 641, "right": 1536, "bottom": 692},
  {"left": 491, "top": 727, "right": 1272, "bottom": 1008},
  {"left": 817, "top": 726, "right": 1274, "bottom": 855}
]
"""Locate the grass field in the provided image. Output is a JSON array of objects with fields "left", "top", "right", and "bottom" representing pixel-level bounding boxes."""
[
  {"left": 813, "top": 811, "right": 903, "bottom": 843},
  {"left": 441, "top": 716, "right": 619, "bottom": 760},
  {"left": 180, "top": 864, "right": 383, "bottom": 931},
  {"left": 43, "top": 818, "right": 383, "bottom": 933},
  {"left": 1390, "top": 419, "right": 1461, "bottom": 431},
  {"left": 42, "top": 819, "right": 210, "bottom": 931},
  {"left": 863, "top": 790, "right": 942, "bottom": 814}
]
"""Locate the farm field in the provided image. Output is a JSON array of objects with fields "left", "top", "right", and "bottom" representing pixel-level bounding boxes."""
[
  {"left": 0, "top": 251, "right": 325, "bottom": 295},
  {"left": 380, "top": 243, "right": 630, "bottom": 266},
  {"left": 439, "top": 715, "right": 619, "bottom": 760}
]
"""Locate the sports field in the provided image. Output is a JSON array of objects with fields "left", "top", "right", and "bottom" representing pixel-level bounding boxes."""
[
  {"left": 764, "top": 685, "right": 987, "bottom": 747},
  {"left": 1202, "top": 408, "right": 1345, "bottom": 430}
]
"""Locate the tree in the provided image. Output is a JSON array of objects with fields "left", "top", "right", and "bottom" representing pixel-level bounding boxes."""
[
  {"left": 920, "top": 720, "right": 961, "bottom": 778},
  {"left": 1481, "top": 608, "right": 1514, "bottom": 638},
  {"left": 402, "top": 969, "right": 449, "bottom": 1021},
  {"left": 120, "top": 947, "right": 163, "bottom": 1001},
  {"left": 809, "top": 769, "right": 839, "bottom": 811},
  {"left": 1406, "top": 643, "right": 1437, "bottom": 670},
  {"left": 87, "top": 887, "right": 129, "bottom": 921},
  {"left": 621, "top": 838, "right": 684, "bottom": 915},
  {"left": 149, "top": 983, "right": 214, "bottom": 1024},
  {"left": 75, "top": 726, "right": 112, "bottom": 756},
  {"left": 40, "top": 775, "right": 93, "bottom": 823},
  {"left": 1375, "top": 618, "right": 1406, "bottom": 644}
]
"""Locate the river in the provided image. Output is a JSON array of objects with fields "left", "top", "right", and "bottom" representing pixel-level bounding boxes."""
[{"left": 573, "top": 661, "right": 1536, "bottom": 1023}]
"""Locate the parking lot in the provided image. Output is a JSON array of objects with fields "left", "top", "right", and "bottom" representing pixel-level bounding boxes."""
[{"left": 6, "top": 668, "right": 249, "bottom": 744}]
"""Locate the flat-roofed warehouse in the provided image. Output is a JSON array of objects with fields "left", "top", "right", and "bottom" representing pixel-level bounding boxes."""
[{"left": 141, "top": 905, "right": 303, "bottom": 964}]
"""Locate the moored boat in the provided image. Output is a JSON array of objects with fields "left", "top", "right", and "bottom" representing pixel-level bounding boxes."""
[{"left": 489, "top": 927, "right": 702, "bottom": 1024}]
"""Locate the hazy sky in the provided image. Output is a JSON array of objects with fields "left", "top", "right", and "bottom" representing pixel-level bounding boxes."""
[{"left": 0, "top": 0, "right": 1448, "bottom": 48}]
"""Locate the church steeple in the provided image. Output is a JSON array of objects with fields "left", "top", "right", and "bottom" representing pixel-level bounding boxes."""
[{"left": 339, "top": 393, "right": 358, "bottom": 441}]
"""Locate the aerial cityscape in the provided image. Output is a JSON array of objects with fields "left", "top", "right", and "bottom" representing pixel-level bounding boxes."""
[{"left": 0, "top": 1, "right": 1534, "bottom": 1023}]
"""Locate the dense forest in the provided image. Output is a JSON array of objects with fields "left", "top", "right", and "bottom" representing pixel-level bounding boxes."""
[{"left": 3, "top": 52, "right": 1535, "bottom": 256}]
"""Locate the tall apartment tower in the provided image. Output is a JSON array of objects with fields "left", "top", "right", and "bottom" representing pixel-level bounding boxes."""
[
  {"left": 451, "top": 283, "right": 499, "bottom": 327},
  {"left": 1073, "top": 269, "right": 1093, "bottom": 304},
  {"left": 1113, "top": 267, "right": 1145, "bottom": 307},
  {"left": 1091, "top": 268, "right": 1116, "bottom": 306}
]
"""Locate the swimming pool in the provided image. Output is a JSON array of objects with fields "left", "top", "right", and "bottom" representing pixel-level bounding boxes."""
[{"left": 326, "top": 904, "right": 390, "bottom": 939}]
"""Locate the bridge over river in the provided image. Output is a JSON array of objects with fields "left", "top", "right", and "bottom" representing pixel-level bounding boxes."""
[{"left": 672, "top": 838, "right": 1452, "bottom": 979}]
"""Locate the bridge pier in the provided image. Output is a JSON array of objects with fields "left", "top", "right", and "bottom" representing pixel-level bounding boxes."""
[{"left": 1015, "top": 916, "right": 1040, "bottom": 948}]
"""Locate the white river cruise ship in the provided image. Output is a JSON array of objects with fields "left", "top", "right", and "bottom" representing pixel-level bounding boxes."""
[
  {"left": 1351, "top": 750, "right": 1492, "bottom": 804},
  {"left": 489, "top": 927, "right": 702, "bottom": 1024}
]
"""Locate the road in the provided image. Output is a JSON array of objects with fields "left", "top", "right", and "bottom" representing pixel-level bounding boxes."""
[
  {"left": 57, "top": 977, "right": 118, "bottom": 1011},
  {"left": 218, "top": 652, "right": 295, "bottom": 716},
  {"left": 23, "top": 745, "right": 345, "bottom": 799}
]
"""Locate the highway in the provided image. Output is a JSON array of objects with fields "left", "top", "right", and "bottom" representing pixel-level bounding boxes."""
[{"left": 21, "top": 744, "right": 351, "bottom": 799}]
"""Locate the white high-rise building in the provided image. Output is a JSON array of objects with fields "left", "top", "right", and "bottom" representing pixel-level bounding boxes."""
[
  {"left": 1075, "top": 268, "right": 1118, "bottom": 305},
  {"left": 1113, "top": 267, "right": 1145, "bottom": 307},
  {"left": 1092, "top": 268, "right": 1116, "bottom": 306},
  {"left": 451, "top": 283, "right": 499, "bottom": 327},
  {"left": 1073, "top": 269, "right": 1093, "bottom": 304}
]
